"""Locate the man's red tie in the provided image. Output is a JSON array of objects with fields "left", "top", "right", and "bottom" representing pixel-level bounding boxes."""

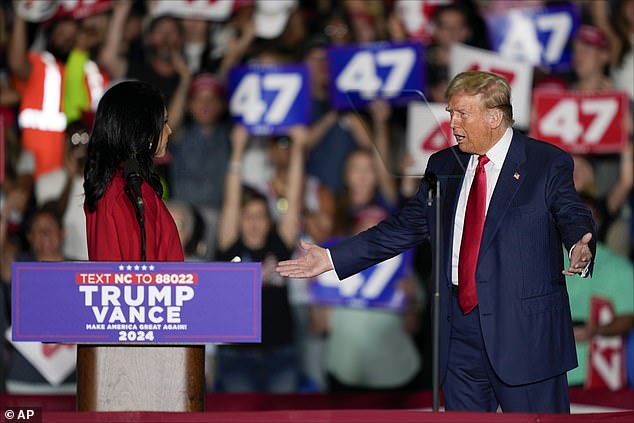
[{"left": 458, "top": 155, "right": 490, "bottom": 314}]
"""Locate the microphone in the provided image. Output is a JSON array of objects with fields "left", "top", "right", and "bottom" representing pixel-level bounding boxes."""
[
  {"left": 123, "top": 159, "right": 144, "bottom": 217},
  {"left": 423, "top": 171, "right": 438, "bottom": 206}
]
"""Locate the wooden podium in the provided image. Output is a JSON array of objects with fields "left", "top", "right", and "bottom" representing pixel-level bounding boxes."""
[
  {"left": 77, "top": 345, "right": 204, "bottom": 411},
  {"left": 12, "top": 261, "right": 261, "bottom": 413}
]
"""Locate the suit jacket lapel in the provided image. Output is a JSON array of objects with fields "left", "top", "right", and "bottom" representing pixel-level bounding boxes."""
[{"left": 479, "top": 133, "right": 527, "bottom": 259}]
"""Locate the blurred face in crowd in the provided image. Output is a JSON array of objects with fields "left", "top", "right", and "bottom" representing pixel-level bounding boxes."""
[
  {"left": 350, "top": 13, "right": 378, "bottom": 43},
  {"left": 241, "top": 199, "right": 271, "bottom": 249},
  {"left": 434, "top": 9, "right": 471, "bottom": 46},
  {"left": 447, "top": 93, "right": 498, "bottom": 155},
  {"left": 182, "top": 18, "right": 209, "bottom": 43},
  {"left": 78, "top": 13, "right": 109, "bottom": 53},
  {"left": 268, "top": 136, "right": 291, "bottom": 170},
  {"left": 572, "top": 40, "right": 609, "bottom": 80},
  {"left": 154, "top": 110, "right": 172, "bottom": 158},
  {"left": 146, "top": 17, "right": 183, "bottom": 60},
  {"left": 47, "top": 19, "right": 79, "bottom": 62},
  {"left": 306, "top": 47, "right": 329, "bottom": 92},
  {"left": 323, "top": 14, "right": 351, "bottom": 45},
  {"left": 188, "top": 89, "right": 224, "bottom": 126},
  {"left": 28, "top": 213, "right": 63, "bottom": 261},
  {"left": 345, "top": 150, "right": 377, "bottom": 200}
]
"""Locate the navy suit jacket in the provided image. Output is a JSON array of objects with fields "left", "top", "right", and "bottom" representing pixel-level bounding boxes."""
[{"left": 330, "top": 131, "right": 596, "bottom": 386}]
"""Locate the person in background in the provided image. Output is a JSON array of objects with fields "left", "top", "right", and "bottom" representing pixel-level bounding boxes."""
[
  {"left": 181, "top": 17, "right": 212, "bottom": 75},
  {"left": 165, "top": 199, "right": 207, "bottom": 261},
  {"left": 566, "top": 195, "right": 634, "bottom": 387},
  {"left": 214, "top": 124, "right": 306, "bottom": 392},
  {"left": 572, "top": 142, "right": 633, "bottom": 252},
  {"left": 168, "top": 72, "right": 229, "bottom": 259},
  {"left": 63, "top": 4, "right": 111, "bottom": 124},
  {"left": 302, "top": 37, "right": 370, "bottom": 197},
  {"left": 333, "top": 100, "right": 399, "bottom": 235},
  {"left": 5, "top": 203, "right": 76, "bottom": 394},
  {"left": 263, "top": 133, "right": 334, "bottom": 245},
  {"left": 591, "top": 0, "right": 634, "bottom": 101},
  {"left": 571, "top": 25, "right": 613, "bottom": 92},
  {"left": 34, "top": 121, "right": 90, "bottom": 260},
  {"left": 99, "top": 2, "right": 185, "bottom": 103},
  {"left": 315, "top": 205, "right": 422, "bottom": 392},
  {"left": 344, "top": 0, "right": 387, "bottom": 43},
  {"left": 427, "top": 4, "right": 473, "bottom": 71},
  {"left": 9, "top": 10, "right": 78, "bottom": 178},
  {"left": 569, "top": 24, "right": 632, "bottom": 255}
]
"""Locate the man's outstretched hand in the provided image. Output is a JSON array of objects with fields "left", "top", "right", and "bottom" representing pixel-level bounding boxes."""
[
  {"left": 563, "top": 232, "right": 593, "bottom": 276},
  {"left": 276, "top": 240, "right": 333, "bottom": 278}
]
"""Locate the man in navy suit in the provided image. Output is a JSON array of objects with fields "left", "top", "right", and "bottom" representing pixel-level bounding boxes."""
[{"left": 277, "top": 71, "right": 595, "bottom": 413}]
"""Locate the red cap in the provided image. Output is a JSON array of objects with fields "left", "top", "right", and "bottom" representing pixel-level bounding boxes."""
[
  {"left": 574, "top": 25, "right": 610, "bottom": 50},
  {"left": 189, "top": 73, "right": 225, "bottom": 98}
]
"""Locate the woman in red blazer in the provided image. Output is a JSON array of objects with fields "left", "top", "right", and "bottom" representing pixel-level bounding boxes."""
[{"left": 83, "top": 81, "right": 183, "bottom": 261}]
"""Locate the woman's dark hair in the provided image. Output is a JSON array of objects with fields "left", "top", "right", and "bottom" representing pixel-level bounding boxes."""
[{"left": 84, "top": 80, "right": 165, "bottom": 211}]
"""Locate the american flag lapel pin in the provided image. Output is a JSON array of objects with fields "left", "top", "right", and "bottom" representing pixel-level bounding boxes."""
[{"left": 513, "top": 172, "right": 520, "bottom": 180}]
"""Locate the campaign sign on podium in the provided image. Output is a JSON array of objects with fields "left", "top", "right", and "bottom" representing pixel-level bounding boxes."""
[{"left": 12, "top": 262, "right": 261, "bottom": 343}]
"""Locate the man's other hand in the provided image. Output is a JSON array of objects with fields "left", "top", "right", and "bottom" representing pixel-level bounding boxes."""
[{"left": 563, "top": 232, "right": 593, "bottom": 276}]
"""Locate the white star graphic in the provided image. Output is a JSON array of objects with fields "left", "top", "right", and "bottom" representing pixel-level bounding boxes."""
[
  {"left": 126, "top": 265, "right": 132, "bottom": 271},
  {"left": 118, "top": 265, "right": 124, "bottom": 271},
  {"left": 149, "top": 265, "right": 155, "bottom": 271},
  {"left": 134, "top": 265, "right": 140, "bottom": 271},
  {"left": 141, "top": 265, "right": 147, "bottom": 271}
]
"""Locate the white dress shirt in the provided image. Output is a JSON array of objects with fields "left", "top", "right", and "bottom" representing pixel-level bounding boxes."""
[{"left": 451, "top": 127, "right": 513, "bottom": 285}]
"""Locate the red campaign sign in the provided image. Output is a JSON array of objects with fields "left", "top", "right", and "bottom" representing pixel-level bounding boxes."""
[
  {"left": 420, "top": 119, "right": 453, "bottom": 153},
  {"left": 467, "top": 64, "right": 516, "bottom": 85},
  {"left": 586, "top": 296, "right": 626, "bottom": 390},
  {"left": 41, "top": 343, "right": 74, "bottom": 358},
  {"left": 531, "top": 89, "right": 629, "bottom": 154}
]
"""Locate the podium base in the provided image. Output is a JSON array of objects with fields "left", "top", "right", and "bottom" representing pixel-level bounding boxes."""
[{"left": 77, "top": 345, "right": 205, "bottom": 411}]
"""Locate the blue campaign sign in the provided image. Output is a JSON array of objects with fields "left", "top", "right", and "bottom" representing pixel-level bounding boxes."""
[
  {"left": 12, "top": 262, "right": 261, "bottom": 344},
  {"left": 327, "top": 41, "right": 424, "bottom": 110},
  {"left": 228, "top": 64, "right": 311, "bottom": 136},
  {"left": 486, "top": 3, "right": 580, "bottom": 73},
  {"left": 310, "top": 248, "right": 413, "bottom": 310}
]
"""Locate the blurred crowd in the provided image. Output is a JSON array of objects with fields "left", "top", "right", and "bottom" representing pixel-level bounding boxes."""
[{"left": 0, "top": 0, "right": 632, "bottom": 395}]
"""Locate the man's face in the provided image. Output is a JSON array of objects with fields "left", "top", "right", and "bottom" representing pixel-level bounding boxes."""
[
  {"left": 435, "top": 10, "right": 470, "bottom": 46},
  {"left": 446, "top": 93, "right": 495, "bottom": 155},
  {"left": 147, "top": 18, "right": 182, "bottom": 59},
  {"left": 47, "top": 19, "right": 78, "bottom": 62}
]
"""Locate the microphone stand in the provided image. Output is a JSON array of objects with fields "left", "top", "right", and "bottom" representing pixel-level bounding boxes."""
[{"left": 428, "top": 178, "right": 441, "bottom": 412}]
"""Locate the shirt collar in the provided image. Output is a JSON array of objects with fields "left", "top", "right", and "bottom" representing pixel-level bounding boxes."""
[{"left": 479, "top": 127, "right": 513, "bottom": 169}]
